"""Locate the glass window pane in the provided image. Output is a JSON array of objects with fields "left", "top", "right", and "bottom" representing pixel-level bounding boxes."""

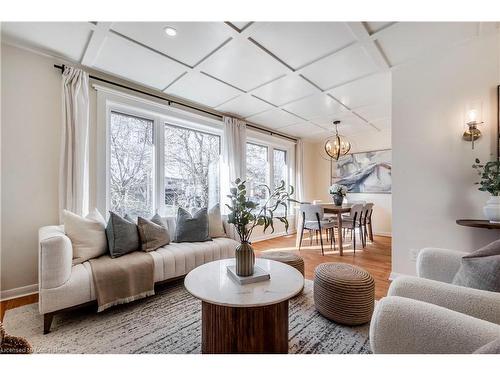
[
  {"left": 273, "top": 149, "right": 288, "bottom": 215},
  {"left": 164, "top": 124, "right": 220, "bottom": 216},
  {"left": 109, "top": 111, "right": 154, "bottom": 218},
  {"left": 273, "top": 149, "right": 287, "bottom": 188},
  {"left": 246, "top": 143, "right": 269, "bottom": 207}
]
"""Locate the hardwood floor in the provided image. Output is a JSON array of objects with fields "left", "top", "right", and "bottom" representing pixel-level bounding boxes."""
[
  {"left": 253, "top": 233, "right": 392, "bottom": 301},
  {"left": 0, "top": 232, "right": 391, "bottom": 321}
]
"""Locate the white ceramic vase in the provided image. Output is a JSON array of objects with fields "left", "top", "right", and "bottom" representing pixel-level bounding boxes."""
[{"left": 483, "top": 196, "right": 500, "bottom": 223}]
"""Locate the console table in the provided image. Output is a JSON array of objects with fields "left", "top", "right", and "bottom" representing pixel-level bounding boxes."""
[
  {"left": 456, "top": 219, "right": 500, "bottom": 229},
  {"left": 184, "top": 258, "right": 304, "bottom": 354}
]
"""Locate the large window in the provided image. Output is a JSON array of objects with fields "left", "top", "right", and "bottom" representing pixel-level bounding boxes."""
[
  {"left": 246, "top": 141, "right": 289, "bottom": 215},
  {"left": 109, "top": 111, "right": 154, "bottom": 217},
  {"left": 164, "top": 124, "right": 220, "bottom": 216},
  {"left": 107, "top": 109, "right": 221, "bottom": 218}
]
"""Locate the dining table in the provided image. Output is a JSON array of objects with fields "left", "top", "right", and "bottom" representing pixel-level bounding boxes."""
[{"left": 296, "top": 202, "right": 353, "bottom": 256}]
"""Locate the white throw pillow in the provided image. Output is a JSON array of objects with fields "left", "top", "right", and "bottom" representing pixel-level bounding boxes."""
[
  {"left": 63, "top": 208, "right": 108, "bottom": 265},
  {"left": 208, "top": 204, "right": 226, "bottom": 238}
]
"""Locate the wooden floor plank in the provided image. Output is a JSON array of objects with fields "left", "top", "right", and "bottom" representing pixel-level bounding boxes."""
[{"left": 253, "top": 233, "right": 392, "bottom": 301}]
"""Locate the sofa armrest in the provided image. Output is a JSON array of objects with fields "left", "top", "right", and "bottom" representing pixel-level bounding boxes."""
[
  {"left": 38, "top": 226, "right": 73, "bottom": 289},
  {"left": 416, "top": 247, "right": 467, "bottom": 283},
  {"left": 388, "top": 276, "right": 500, "bottom": 325},
  {"left": 370, "top": 296, "right": 500, "bottom": 354}
]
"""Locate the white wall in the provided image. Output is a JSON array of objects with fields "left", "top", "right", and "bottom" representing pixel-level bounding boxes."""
[
  {"left": 392, "top": 31, "right": 500, "bottom": 277},
  {"left": 1, "top": 44, "right": 61, "bottom": 296}
]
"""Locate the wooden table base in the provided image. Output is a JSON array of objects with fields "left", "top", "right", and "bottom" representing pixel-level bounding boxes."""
[{"left": 201, "top": 300, "right": 289, "bottom": 354}]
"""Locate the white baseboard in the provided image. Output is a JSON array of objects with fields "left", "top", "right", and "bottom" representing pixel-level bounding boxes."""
[
  {"left": 374, "top": 231, "right": 392, "bottom": 237},
  {"left": 251, "top": 230, "right": 297, "bottom": 243},
  {"left": 0, "top": 283, "right": 38, "bottom": 302}
]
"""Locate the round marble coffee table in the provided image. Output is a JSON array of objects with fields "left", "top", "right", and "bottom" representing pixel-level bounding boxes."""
[{"left": 184, "top": 258, "right": 304, "bottom": 354}]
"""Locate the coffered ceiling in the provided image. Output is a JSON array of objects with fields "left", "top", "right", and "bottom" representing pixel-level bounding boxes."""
[{"left": 1, "top": 21, "right": 488, "bottom": 140}]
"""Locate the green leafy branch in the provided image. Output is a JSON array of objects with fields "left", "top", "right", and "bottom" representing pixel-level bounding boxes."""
[
  {"left": 226, "top": 178, "right": 298, "bottom": 243},
  {"left": 473, "top": 158, "right": 500, "bottom": 196}
]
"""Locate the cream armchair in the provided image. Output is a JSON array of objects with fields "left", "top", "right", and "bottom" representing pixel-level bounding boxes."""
[{"left": 370, "top": 248, "right": 500, "bottom": 354}]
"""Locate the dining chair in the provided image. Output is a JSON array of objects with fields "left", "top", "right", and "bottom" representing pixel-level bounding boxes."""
[
  {"left": 298, "top": 203, "right": 336, "bottom": 255},
  {"left": 337, "top": 203, "right": 365, "bottom": 251},
  {"left": 362, "top": 203, "right": 374, "bottom": 243}
]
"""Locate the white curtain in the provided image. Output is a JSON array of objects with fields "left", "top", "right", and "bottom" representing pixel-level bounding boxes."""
[
  {"left": 221, "top": 116, "right": 246, "bottom": 213},
  {"left": 59, "top": 66, "right": 90, "bottom": 221},
  {"left": 295, "top": 139, "right": 305, "bottom": 203}
]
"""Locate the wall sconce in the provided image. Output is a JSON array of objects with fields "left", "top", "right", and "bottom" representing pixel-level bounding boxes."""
[{"left": 463, "top": 102, "right": 484, "bottom": 149}]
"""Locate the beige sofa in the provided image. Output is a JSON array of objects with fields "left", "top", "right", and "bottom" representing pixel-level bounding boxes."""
[
  {"left": 370, "top": 248, "right": 500, "bottom": 354},
  {"left": 38, "top": 217, "right": 238, "bottom": 333}
]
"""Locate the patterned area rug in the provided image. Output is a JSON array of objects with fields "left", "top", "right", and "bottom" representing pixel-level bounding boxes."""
[{"left": 3, "top": 280, "right": 371, "bottom": 354}]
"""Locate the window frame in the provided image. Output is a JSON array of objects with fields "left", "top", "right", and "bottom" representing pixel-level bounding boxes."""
[
  {"left": 245, "top": 129, "right": 296, "bottom": 217},
  {"left": 96, "top": 85, "right": 223, "bottom": 218}
]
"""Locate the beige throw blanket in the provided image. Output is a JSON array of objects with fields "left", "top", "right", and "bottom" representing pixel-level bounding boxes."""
[{"left": 89, "top": 252, "right": 155, "bottom": 312}]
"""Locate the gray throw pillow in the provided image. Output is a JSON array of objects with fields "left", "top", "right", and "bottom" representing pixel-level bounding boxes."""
[
  {"left": 452, "top": 239, "right": 500, "bottom": 292},
  {"left": 174, "top": 207, "right": 211, "bottom": 243},
  {"left": 137, "top": 216, "right": 170, "bottom": 252},
  {"left": 473, "top": 338, "right": 500, "bottom": 354},
  {"left": 106, "top": 212, "right": 140, "bottom": 258}
]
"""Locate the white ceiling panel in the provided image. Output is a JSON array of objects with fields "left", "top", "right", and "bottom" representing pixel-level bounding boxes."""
[
  {"left": 363, "top": 22, "right": 394, "bottom": 35},
  {"left": 371, "top": 117, "right": 391, "bottom": 130},
  {"left": 279, "top": 122, "right": 325, "bottom": 138},
  {"left": 328, "top": 71, "right": 391, "bottom": 109},
  {"left": 376, "top": 22, "right": 478, "bottom": 66},
  {"left": 251, "top": 75, "right": 318, "bottom": 106},
  {"left": 1, "top": 22, "right": 93, "bottom": 62},
  {"left": 93, "top": 33, "right": 187, "bottom": 90},
  {"left": 165, "top": 71, "right": 241, "bottom": 107},
  {"left": 282, "top": 94, "right": 347, "bottom": 120},
  {"left": 229, "top": 22, "right": 252, "bottom": 31},
  {"left": 311, "top": 112, "right": 371, "bottom": 132},
  {"left": 111, "top": 22, "right": 232, "bottom": 66},
  {"left": 246, "top": 108, "right": 303, "bottom": 129},
  {"left": 300, "top": 44, "right": 379, "bottom": 90},
  {"left": 200, "top": 39, "right": 289, "bottom": 91},
  {"left": 353, "top": 103, "right": 391, "bottom": 122},
  {"left": 215, "top": 94, "right": 274, "bottom": 118},
  {"left": 250, "top": 22, "right": 356, "bottom": 69}
]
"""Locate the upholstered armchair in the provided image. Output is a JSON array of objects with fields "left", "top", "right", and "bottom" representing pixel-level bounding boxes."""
[{"left": 370, "top": 248, "right": 500, "bottom": 354}]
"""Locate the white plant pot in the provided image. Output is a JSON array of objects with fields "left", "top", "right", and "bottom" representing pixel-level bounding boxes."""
[{"left": 483, "top": 196, "right": 500, "bottom": 223}]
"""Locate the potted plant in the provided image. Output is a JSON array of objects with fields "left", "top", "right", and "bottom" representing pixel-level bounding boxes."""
[
  {"left": 473, "top": 158, "right": 500, "bottom": 223},
  {"left": 226, "top": 178, "right": 296, "bottom": 276},
  {"left": 329, "top": 184, "right": 348, "bottom": 206}
]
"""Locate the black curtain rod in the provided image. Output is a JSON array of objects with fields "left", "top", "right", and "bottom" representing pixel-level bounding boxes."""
[{"left": 54, "top": 64, "right": 298, "bottom": 143}]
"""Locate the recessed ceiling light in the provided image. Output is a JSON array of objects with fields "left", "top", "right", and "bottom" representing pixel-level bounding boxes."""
[{"left": 164, "top": 27, "right": 177, "bottom": 37}]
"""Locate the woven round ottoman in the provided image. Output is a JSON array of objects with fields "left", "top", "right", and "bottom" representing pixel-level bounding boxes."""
[
  {"left": 313, "top": 263, "right": 375, "bottom": 325},
  {"left": 259, "top": 251, "right": 305, "bottom": 276}
]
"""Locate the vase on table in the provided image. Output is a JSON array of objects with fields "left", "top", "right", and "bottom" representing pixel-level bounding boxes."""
[
  {"left": 235, "top": 241, "right": 255, "bottom": 276},
  {"left": 332, "top": 194, "right": 344, "bottom": 206},
  {"left": 484, "top": 196, "right": 500, "bottom": 223}
]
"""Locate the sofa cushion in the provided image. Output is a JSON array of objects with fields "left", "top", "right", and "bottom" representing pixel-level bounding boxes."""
[
  {"left": 208, "top": 204, "right": 226, "bottom": 238},
  {"left": 151, "top": 213, "right": 171, "bottom": 243},
  {"left": 64, "top": 209, "right": 108, "bottom": 265},
  {"left": 452, "top": 239, "right": 500, "bottom": 292},
  {"left": 137, "top": 216, "right": 170, "bottom": 252},
  {"left": 174, "top": 207, "right": 211, "bottom": 243},
  {"left": 106, "top": 212, "right": 140, "bottom": 258}
]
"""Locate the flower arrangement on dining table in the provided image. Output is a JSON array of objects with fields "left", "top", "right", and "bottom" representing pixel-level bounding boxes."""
[
  {"left": 329, "top": 184, "right": 348, "bottom": 206},
  {"left": 329, "top": 184, "right": 348, "bottom": 196}
]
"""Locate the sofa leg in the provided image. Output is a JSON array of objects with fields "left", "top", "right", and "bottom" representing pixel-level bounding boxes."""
[{"left": 44, "top": 313, "right": 54, "bottom": 334}]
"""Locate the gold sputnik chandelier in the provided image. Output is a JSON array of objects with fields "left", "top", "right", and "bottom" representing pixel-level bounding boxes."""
[{"left": 324, "top": 120, "right": 351, "bottom": 160}]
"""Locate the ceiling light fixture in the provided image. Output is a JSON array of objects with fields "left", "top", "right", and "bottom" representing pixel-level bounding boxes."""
[
  {"left": 324, "top": 120, "right": 351, "bottom": 160},
  {"left": 164, "top": 27, "right": 177, "bottom": 37}
]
